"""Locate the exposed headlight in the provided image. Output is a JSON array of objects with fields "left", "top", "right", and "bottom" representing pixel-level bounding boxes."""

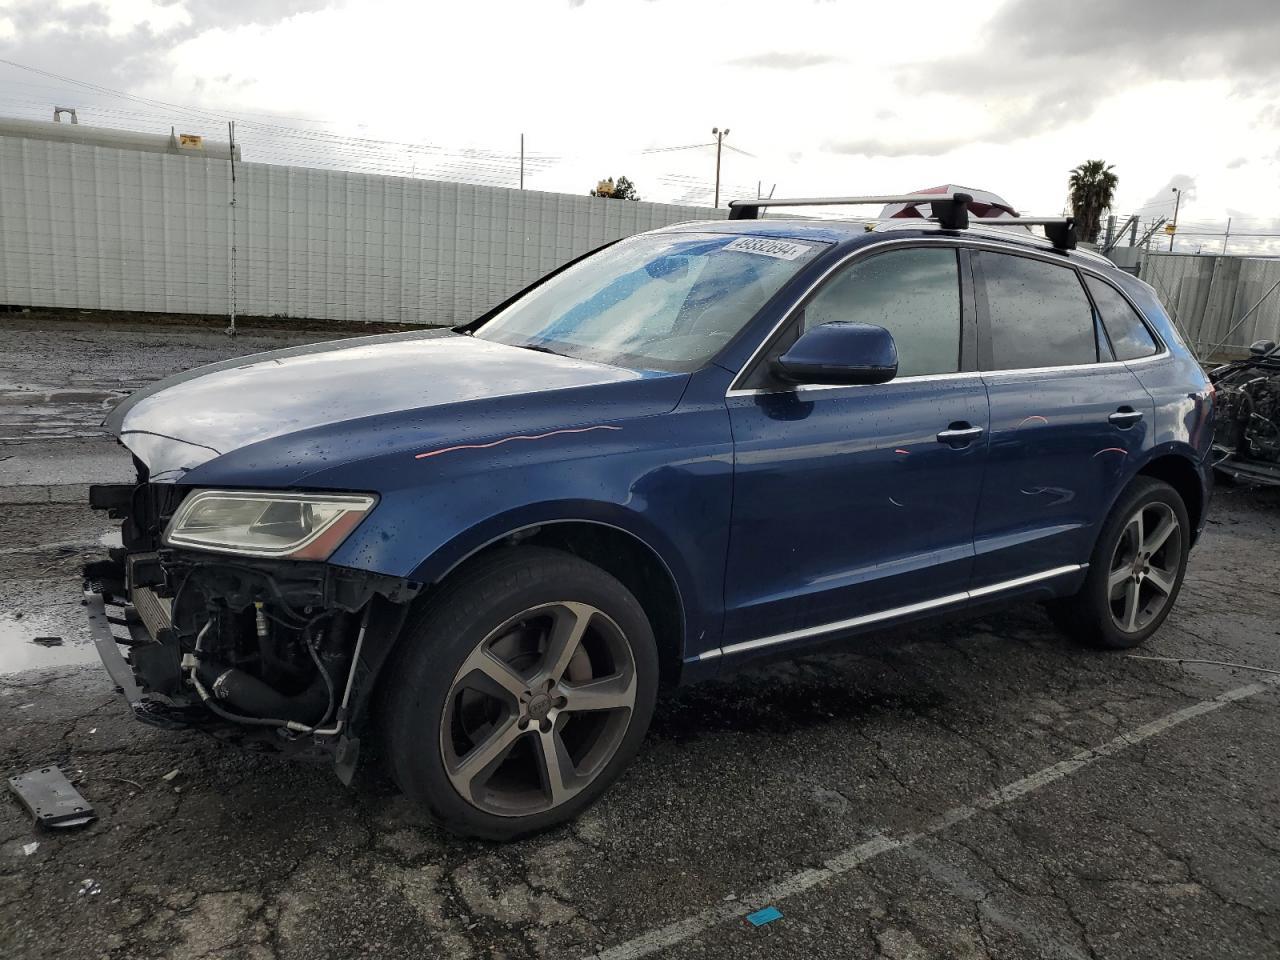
[{"left": 164, "top": 490, "right": 377, "bottom": 560}]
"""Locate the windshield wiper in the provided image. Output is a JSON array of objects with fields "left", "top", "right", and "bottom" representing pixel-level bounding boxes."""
[{"left": 514, "top": 343, "right": 564, "bottom": 357}]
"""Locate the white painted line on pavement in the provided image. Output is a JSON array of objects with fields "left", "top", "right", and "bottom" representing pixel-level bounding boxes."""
[{"left": 588, "top": 677, "right": 1280, "bottom": 960}]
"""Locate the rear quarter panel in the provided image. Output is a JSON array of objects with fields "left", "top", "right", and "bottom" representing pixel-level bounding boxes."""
[{"left": 1110, "top": 272, "right": 1215, "bottom": 532}]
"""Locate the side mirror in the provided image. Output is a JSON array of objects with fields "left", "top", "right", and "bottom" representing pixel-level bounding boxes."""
[
  {"left": 772, "top": 322, "right": 898, "bottom": 385},
  {"left": 1249, "top": 339, "right": 1276, "bottom": 357}
]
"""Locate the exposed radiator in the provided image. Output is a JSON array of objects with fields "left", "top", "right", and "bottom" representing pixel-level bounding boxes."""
[{"left": 131, "top": 585, "right": 172, "bottom": 638}]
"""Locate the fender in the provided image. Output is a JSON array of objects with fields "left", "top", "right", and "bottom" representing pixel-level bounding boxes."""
[
  {"left": 408, "top": 499, "right": 688, "bottom": 590},
  {"left": 404, "top": 501, "right": 707, "bottom": 663}
]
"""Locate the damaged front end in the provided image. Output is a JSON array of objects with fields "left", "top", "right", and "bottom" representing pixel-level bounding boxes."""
[
  {"left": 83, "top": 468, "right": 419, "bottom": 783},
  {"left": 1210, "top": 339, "right": 1280, "bottom": 487}
]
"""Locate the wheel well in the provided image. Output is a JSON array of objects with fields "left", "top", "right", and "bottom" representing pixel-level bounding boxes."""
[
  {"left": 458, "top": 522, "right": 686, "bottom": 686},
  {"left": 1138, "top": 455, "right": 1203, "bottom": 534}
]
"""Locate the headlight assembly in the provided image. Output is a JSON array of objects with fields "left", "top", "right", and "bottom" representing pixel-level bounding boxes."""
[{"left": 163, "top": 490, "right": 377, "bottom": 560}]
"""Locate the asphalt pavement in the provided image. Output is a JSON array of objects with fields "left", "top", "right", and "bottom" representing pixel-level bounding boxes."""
[{"left": 1, "top": 314, "right": 1278, "bottom": 960}]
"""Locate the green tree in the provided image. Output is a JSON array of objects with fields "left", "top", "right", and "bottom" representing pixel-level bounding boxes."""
[
  {"left": 1068, "top": 160, "right": 1119, "bottom": 244},
  {"left": 612, "top": 176, "right": 640, "bottom": 201},
  {"left": 590, "top": 176, "right": 641, "bottom": 201}
]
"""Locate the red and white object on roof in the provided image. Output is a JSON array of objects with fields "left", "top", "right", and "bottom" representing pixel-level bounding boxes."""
[{"left": 879, "top": 185, "right": 1018, "bottom": 220}]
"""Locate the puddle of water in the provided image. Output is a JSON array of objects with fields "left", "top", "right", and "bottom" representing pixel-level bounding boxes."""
[{"left": 0, "top": 601, "right": 101, "bottom": 675}]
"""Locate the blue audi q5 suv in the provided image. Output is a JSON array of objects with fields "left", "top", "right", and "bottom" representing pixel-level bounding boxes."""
[{"left": 86, "top": 193, "right": 1214, "bottom": 839}]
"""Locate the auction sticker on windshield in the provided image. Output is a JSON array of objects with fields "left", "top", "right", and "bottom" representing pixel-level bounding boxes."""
[{"left": 724, "top": 236, "right": 814, "bottom": 260}]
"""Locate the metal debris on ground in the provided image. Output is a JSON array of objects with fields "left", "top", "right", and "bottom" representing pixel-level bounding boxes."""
[
  {"left": 7, "top": 766, "right": 97, "bottom": 828},
  {"left": 31, "top": 636, "right": 63, "bottom": 647},
  {"left": 746, "top": 906, "right": 783, "bottom": 927}
]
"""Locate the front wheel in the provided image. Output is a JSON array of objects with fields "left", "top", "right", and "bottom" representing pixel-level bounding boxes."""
[
  {"left": 381, "top": 546, "right": 658, "bottom": 840},
  {"left": 1050, "top": 477, "right": 1190, "bottom": 649}
]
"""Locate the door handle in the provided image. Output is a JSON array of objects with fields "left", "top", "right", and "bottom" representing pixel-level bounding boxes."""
[
  {"left": 937, "top": 423, "right": 984, "bottom": 447},
  {"left": 1108, "top": 408, "right": 1143, "bottom": 427}
]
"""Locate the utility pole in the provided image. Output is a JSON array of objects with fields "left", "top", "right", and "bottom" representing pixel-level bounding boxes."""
[
  {"left": 1222, "top": 216, "right": 1232, "bottom": 254},
  {"left": 227, "top": 120, "right": 238, "bottom": 338},
  {"left": 711, "top": 126, "right": 729, "bottom": 208},
  {"left": 519, "top": 133, "right": 524, "bottom": 190},
  {"left": 1168, "top": 186, "right": 1182, "bottom": 251}
]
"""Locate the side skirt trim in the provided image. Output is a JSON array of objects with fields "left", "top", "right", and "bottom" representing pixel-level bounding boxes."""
[{"left": 698, "top": 563, "right": 1087, "bottom": 662}]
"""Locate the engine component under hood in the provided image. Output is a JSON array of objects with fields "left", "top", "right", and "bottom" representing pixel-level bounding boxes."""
[{"left": 108, "top": 329, "right": 655, "bottom": 480}]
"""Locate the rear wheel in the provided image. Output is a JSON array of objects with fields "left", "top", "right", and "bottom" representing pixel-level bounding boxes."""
[
  {"left": 381, "top": 546, "right": 658, "bottom": 840},
  {"left": 1050, "top": 477, "right": 1190, "bottom": 649}
]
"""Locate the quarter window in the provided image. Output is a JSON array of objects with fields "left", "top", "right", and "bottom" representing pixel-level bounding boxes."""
[
  {"left": 802, "top": 248, "right": 961, "bottom": 377},
  {"left": 980, "top": 253, "right": 1098, "bottom": 370},
  {"left": 1085, "top": 275, "right": 1159, "bottom": 360}
]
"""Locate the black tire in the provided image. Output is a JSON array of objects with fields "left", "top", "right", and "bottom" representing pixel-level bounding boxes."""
[
  {"left": 380, "top": 545, "right": 658, "bottom": 840},
  {"left": 1050, "top": 477, "right": 1190, "bottom": 649}
]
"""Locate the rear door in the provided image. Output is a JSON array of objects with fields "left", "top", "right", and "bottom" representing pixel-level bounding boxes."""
[
  {"left": 971, "top": 250, "right": 1155, "bottom": 588},
  {"left": 721, "top": 244, "right": 990, "bottom": 653}
]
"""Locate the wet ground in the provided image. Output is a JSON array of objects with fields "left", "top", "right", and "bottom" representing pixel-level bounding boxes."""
[{"left": 1, "top": 315, "right": 1279, "bottom": 960}]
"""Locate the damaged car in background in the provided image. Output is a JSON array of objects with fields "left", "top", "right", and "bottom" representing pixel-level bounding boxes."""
[
  {"left": 84, "top": 191, "right": 1214, "bottom": 840},
  {"left": 1210, "top": 338, "right": 1280, "bottom": 486}
]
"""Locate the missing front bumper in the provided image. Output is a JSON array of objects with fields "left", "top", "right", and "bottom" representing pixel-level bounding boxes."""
[{"left": 82, "top": 549, "right": 420, "bottom": 778}]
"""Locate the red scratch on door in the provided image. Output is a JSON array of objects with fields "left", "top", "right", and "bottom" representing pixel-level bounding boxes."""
[
  {"left": 414, "top": 425, "right": 622, "bottom": 460},
  {"left": 1093, "top": 447, "right": 1128, "bottom": 458},
  {"left": 894, "top": 448, "right": 910, "bottom": 456},
  {"left": 1016, "top": 415, "right": 1049, "bottom": 429}
]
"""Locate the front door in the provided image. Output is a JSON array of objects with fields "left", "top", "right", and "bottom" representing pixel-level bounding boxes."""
[{"left": 721, "top": 245, "right": 989, "bottom": 655}]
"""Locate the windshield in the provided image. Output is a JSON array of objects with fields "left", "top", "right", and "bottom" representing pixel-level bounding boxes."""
[{"left": 473, "top": 232, "right": 826, "bottom": 371}]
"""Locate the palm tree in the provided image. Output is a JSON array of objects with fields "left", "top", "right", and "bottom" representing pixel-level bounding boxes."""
[{"left": 1068, "top": 160, "right": 1119, "bottom": 245}]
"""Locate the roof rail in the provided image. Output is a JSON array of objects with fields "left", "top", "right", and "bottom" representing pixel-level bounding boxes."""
[{"left": 726, "top": 191, "right": 1077, "bottom": 250}]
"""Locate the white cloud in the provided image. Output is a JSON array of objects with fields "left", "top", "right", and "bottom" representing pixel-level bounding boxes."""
[{"left": 96, "top": 0, "right": 191, "bottom": 35}]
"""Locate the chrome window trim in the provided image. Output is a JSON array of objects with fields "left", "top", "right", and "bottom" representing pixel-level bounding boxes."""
[
  {"left": 698, "top": 563, "right": 1086, "bottom": 661},
  {"left": 726, "top": 353, "right": 1169, "bottom": 399},
  {"left": 726, "top": 235, "right": 1169, "bottom": 396},
  {"left": 726, "top": 369, "right": 983, "bottom": 399}
]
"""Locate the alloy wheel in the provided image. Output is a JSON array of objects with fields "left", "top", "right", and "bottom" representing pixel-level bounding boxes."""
[
  {"left": 440, "top": 601, "right": 637, "bottom": 817},
  {"left": 1107, "top": 501, "right": 1182, "bottom": 634}
]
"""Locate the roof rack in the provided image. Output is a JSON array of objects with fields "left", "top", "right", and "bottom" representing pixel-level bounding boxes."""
[{"left": 726, "top": 192, "right": 1077, "bottom": 250}]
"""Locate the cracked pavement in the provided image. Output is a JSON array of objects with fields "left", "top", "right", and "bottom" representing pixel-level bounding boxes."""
[{"left": 1, "top": 315, "right": 1279, "bottom": 960}]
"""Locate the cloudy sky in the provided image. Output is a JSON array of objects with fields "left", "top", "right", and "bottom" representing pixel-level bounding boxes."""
[{"left": 2, "top": 0, "right": 1279, "bottom": 249}]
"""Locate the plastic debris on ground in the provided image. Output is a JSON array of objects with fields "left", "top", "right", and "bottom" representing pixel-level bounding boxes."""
[
  {"left": 7, "top": 765, "right": 97, "bottom": 828},
  {"left": 22, "top": 841, "right": 39, "bottom": 856},
  {"left": 746, "top": 906, "right": 783, "bottom": 927},
  {"left": 31, "top": 636, "right": 63, "bottom": 647},
  {"left": 161, "top": 768, "right": 180, "bottom": 782}
]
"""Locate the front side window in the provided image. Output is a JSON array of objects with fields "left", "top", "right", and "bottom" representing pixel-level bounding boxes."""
[
  {"left": 475, "top": 232, "right": 825, "bottom": 372},
  {"left": 1086, "top": 275, "right": 1159, "bottom": 360},
  {"left": 801, "top": 247, "right": 961, "bottom": 377},
  {"left": 979, "top": 253, "right": 1098, "bottom": 370}
]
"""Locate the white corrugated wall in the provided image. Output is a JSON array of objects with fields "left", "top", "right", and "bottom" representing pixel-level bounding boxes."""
[
  {"left": 0, "top": 136, "right": 725, "bottom": 324},
  {"left": 1138, "top": 252, "right": 1280, "bottom": 357}
]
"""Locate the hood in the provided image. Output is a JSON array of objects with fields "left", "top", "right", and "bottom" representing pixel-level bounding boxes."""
[{"left": 111, "top": 329, "right": 664, "bottom": 480}]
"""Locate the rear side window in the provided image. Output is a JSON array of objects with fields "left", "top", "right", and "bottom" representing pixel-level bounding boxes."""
[
  {"left": 1085, "top": 275, "right": 1159, "bottom": 360},
  {"left": 979, "top": 253, "right": 1098, "bottom": 371},
  {"left": 802, "top": 248, "right": 961, "bottom": 377}
]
